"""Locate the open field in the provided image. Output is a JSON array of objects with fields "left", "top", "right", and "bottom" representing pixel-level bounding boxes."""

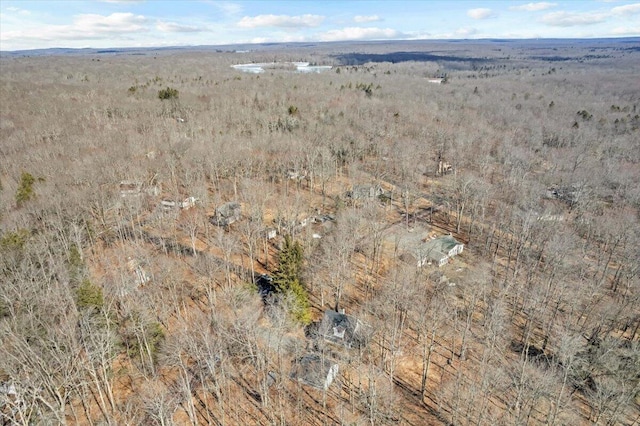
[{"left": 1, "top": 38, "right": 639, "bottom": 425}]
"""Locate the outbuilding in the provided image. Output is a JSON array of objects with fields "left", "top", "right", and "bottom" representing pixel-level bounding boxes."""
[{"left": 290, "top": 354, "right": 339, "bottom": 390}]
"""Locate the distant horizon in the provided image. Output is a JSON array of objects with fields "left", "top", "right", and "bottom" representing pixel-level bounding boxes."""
[
  {"left": 2, "top": 1, "right": 639, "bottom": 52},
  {"left": 2, "top": 35, "right": 639, "bottom": 55}
]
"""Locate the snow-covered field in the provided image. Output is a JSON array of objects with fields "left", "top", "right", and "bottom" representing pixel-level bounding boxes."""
[{"left": 232, "top": 62, "right": 332, "bottom": 74}]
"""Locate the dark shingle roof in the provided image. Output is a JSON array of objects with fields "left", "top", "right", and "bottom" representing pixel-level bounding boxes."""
[{"left": 319, "top": 310, "right": 369, "bottom": 348}]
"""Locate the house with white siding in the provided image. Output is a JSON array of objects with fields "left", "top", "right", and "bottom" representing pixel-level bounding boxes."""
[{"left": 415, "top": 235, "right": 464, "bottom": 267}]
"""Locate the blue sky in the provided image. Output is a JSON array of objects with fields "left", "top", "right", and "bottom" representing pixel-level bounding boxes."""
[{"left": 1, "top": 1, "right": 639, "bottom": 51}]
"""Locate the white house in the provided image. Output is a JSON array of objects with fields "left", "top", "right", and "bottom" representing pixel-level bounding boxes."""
[{"left": 416, "top": 235, "right": 464, "bottom": 267}]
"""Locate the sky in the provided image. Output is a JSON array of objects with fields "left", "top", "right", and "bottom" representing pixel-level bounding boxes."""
[{"left": 1, "top": 1, "right": 639, "bottom": 51}]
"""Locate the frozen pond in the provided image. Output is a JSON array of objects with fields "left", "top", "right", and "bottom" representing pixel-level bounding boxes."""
[
  {"left": 297, "top": 65, "right": 333, "bottom": 73},
  {"left": 232, "top": 62, "right": 332, "bottom": 74},
  {"left": 231, "top": 63, "right": 267, "bottom": 73}
]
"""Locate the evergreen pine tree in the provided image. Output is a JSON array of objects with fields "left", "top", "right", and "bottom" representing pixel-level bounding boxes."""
[{"left": 273, "top": 235, "right": 311, "bottom": 324}]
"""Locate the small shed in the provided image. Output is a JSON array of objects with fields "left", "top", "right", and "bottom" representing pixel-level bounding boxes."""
[
  {"left": 211, "top": 202, "right": 241, "bottom": 226},
  {"left": 347, "top": 184, "right": 384, "bottom": 200},
  {"left": 437, "top": 160, "right": 453, "bottom": 176},
  {"left": 287, "top": 169, "right": 308, "bottom": 181},
  {"left": 161, "top": 200, "right": 177, "bottom": 211},
  {"left": 119, "top": 181, "right": 142, "bottom": 197},
  {"left": 545, "top": 186, "right": 580, "bottom": 206},
  {"left": 126, "top": 258, "right": 151, "bottom": 286},
  {"left": 290, "top": 354, "right": 339, "bottom": 390},
  {"left": 180, "top": 196, "right": 198, "bottom": 209},
  {"left": 264, "top": 227, "right": 277, "bottom": 240}
]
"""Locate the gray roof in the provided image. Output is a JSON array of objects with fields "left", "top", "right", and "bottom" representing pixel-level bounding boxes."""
[
  {"left": 417, "top": 235, "right": 462, "bottom": 260},
  {"left": 290, "top": 354, "right": 338, "bottom": 390},
  {"left": 216, "top": 201, "right": 241, "bottom": 217},
  {"left": 428, "top": 235, "right": 461, "bottom": 252},
  {"left": 319, "top": 310, "right": 369, "bottom": 348},
  {"left": 348, "top": 184, "right": 384, "bottom": 199},
  {"left": 211, "top": 202, "right": 241, "bottom": 225}
]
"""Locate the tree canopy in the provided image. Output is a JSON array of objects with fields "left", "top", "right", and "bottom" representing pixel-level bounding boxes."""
[{"left": 272, "top": 235, "right": 311, "bottom": 324}]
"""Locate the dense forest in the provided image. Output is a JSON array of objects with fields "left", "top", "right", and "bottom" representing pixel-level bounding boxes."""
[{"left": 1, "top": 38, "right": 639, "bottom": 425}]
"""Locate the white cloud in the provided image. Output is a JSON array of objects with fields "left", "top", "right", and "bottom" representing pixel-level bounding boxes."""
[
  {"left": 541, "top": 11, "right": 608, "bottom": 26},
  {"left": 2, "top": 13, "right": 149, "bottom": 43},
  {"left": 99, "top": 0, "right": 145, "bottom": 3},
  {"left": 318, "top": 27, "right": 402, "bottom": 42},
  {"left": 238, "top": 14, "right": 324, "bottom": 28},
  {"left": 5, "top": 6, "right": 31, "bottom": 15},
  {"left": 467, "top": 8, "right": 494, "bottom": 19},
  {"left": 73, "top": 13, "right": 148, "bottom": 34},
  {"left": 250, "top": 33, "right": 307, "bottom": 44},
  {"left": 610, "top": 26, "right": 640, "bottom": 35},
  {"left": 455, "top": 27, "right": 479, "bottom": 37},
  {"left": 354, "top": 15, "right": 381, "bottom": 23},
  {"left": 157, "top": 21, "right": 203, "bottom": 33},
  {"left": 611, "top": 3, "right": 640, "bottom": 15},
  {"left": 509, "top": 2, "right": 557, "bottom": 12},
  {"left": 212, "top": 2, "right": 243, "bottom": 16}
]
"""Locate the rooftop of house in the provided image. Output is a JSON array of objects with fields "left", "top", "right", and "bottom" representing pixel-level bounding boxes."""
[
  {"left": 418, "top": 235, "right": 462, "bottom": 256},
  {"left": 290, "top": 354, "right": 339, "bottom": 390},
  {"left": 216, "top": 201, "right": 241, "bottom": 217},
  {"left": 348, "top": 184, "right": 384, "bottom": 199},
  {"left": 319, "top": 309, "right": 369, "bottom": 348},
  {"left": 211, "top": 202, "right": 242, "bottom": 226}
]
